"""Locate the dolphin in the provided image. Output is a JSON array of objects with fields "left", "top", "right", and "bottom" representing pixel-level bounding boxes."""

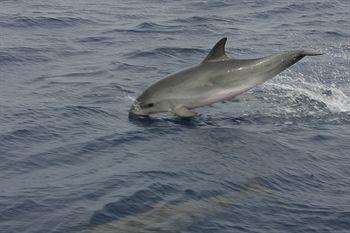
[
  {"left": 129, "top": 38, "right": 322, "bottom": 117},
  {"left": 80, "top": 178, "right": 268, "bottom": 233}
]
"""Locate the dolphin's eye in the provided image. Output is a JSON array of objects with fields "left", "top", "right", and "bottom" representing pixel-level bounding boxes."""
[{"left": 143, "top": 103, "right": 154, "bottom": 108}]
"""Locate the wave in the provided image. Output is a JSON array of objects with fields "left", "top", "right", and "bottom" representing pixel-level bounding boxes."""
[
  {"left": 264, "top": 2, "right": 336, "bottom": 16},
  {"left": 77, "top": 36, "right": 115, "bottom": 45},
  {"left": 59, "top": 105, "right": 114, "bottom": 117},
  {"left": 286, "top": 2, "right": 336, "bottom": 11},
  {"left": 0, "top": 16, "right": 94, "bottom": 28},
  {"left": 0, "top": 200, "right": 48, "bottom": 221},
  {"left": 135, "top": 22, "right": 183, "bottom": 31},
  {"left": 187, "top": 1, "right": 233, "bottom": 9},
  {"left": 1, "top": 126, "right": 181, "bottom": 174},
  {"left": 57, "top": 70, "right": 108, "bottom": 78},
  {"left": 125, "top": 47, "right": 205, "bottom": 60},
  {"left": 110, "top": 61, "right": 157, "bottom": 73},
  {"left": 170, "top": 15, "right": 235, "bottom": 24},
  {"left": 103, "top": 21, "right": 186, "bottom": 35},
  {"left": 0, "top": 123, "right": 61, "bottom": 155},
  {"left": 0, "top": 47, "right": 52, "bottom": 65}
]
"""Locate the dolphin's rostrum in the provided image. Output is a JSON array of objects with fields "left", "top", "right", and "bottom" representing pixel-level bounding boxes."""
[{"left": 129, "top": 38, "right": 322, "bottom": 117}]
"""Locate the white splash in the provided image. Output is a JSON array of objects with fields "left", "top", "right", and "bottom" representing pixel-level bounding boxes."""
[
  {"left": 266, "top": 74, "right": 350, "bottom": 113},
  {"left": 125, "top": 94, "right": 136, "bottom": 103}
]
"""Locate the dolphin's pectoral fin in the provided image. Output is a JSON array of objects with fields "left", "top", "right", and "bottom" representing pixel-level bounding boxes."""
[
  {"left": 202, "top": 37, "right": 230, "bottom": 63},
  {"left": 173, "top": 106, "right": 197, "bottom": 118}
]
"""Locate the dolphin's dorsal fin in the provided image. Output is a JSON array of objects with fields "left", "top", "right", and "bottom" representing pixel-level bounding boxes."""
[{"left": 202, "top": 37, "right": 230, "bottom": 63}]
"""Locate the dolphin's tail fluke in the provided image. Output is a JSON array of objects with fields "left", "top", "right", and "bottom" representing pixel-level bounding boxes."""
[{"left": 300, "top": 50, "right": 323, "bottom": 56}]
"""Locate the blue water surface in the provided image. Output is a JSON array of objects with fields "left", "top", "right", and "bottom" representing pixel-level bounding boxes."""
[{"left": 0, "top": 0, "right": 350, "bottom": 232}]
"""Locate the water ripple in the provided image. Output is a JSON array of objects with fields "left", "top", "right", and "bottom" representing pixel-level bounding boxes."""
[{"left": 0, "top": 16, "right": 94, "bottom": 28}]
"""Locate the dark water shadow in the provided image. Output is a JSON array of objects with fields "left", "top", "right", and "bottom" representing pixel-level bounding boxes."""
[{"left": 128, "top": 113, "right": 203, "bottom": 128}]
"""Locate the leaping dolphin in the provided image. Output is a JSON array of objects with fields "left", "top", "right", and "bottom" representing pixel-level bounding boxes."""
[{"left": 129, "top": 38, "right": 322, "bottom": 117}]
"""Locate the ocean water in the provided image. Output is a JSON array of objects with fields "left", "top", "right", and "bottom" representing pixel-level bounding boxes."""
[{"left": 0, "top": 0, "right": 349, "bottom": 232}]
